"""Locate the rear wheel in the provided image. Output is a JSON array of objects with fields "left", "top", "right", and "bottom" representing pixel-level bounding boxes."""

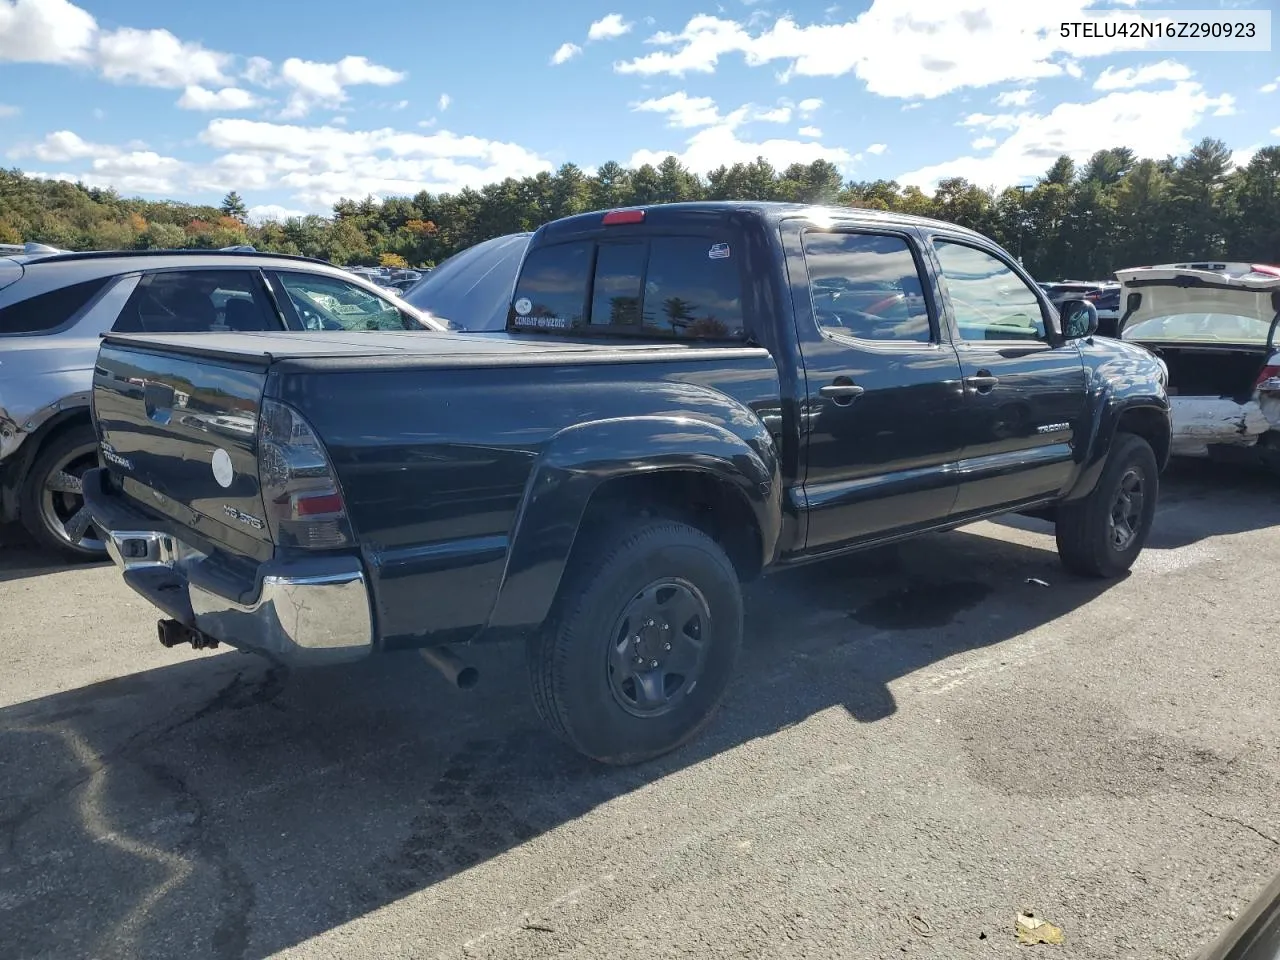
[
  {"left": 18, "top": 423, "right": 107, "bottom": 560},
  {"left": 527, "top": 519, "right": 743, "bottom": 765},
  {"left": 1055, "top": 432, "right": 1158, "bottom": 577}
]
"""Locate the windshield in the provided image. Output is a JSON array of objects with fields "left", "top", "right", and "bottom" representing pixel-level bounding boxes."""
[
  {"left": 1122, "top": 312, "right": 1274, "bottom": 344},
  {"left": 402, "top": 233, "right": 530, "bottom": 331}
]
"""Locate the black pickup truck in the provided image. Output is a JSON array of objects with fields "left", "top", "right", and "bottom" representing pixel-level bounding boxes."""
[{"left": 84, "top": 202, "right": 1171, "bottom": 764}]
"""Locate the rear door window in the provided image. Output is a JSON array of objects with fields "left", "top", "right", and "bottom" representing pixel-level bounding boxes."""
[
  {"left": 509, "top": 236, "right": 745, "bottom": 340},
  {"left": 113, "top": 270, "right": 280, "bottom": 333},
  {"left": 803, "top": 232, "right": 933, "bottom": 342},
  {"left": 0, "top": 278, "right": 111, "bottom": 335}
]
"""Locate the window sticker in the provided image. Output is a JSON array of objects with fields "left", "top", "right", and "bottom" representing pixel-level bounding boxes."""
[
  {"left": 514, "top": 297, "right": 533, "bottom": 316},
  {"left": 708, "top": 242, "right": 731, "bottom": 260},
  {"left": 512, "top": 315, "right": 570, "bottom": 329}
]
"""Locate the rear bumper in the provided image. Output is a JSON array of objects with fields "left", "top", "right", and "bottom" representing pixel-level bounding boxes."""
[
  {"left": 1169, "top": 396, "right": 1271, "bottom": 457},
  {"left": 83, "top": 468, "right": 373, "bottom": 663}
]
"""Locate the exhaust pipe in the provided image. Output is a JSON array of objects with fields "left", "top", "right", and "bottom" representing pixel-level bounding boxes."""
[
  {"left": 157, "top": 618, "right": 220, "bottom": 650},
  {"left": 418, "top": 645, "right": 478, "bottom": 689}
]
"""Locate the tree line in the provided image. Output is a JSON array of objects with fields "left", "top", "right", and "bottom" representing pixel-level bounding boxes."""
[{"left": 1, "top": 137, "right": 1277, "bottom": 281}]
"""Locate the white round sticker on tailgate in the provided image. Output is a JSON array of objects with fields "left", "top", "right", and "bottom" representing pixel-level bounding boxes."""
[
  {"left": 514, "top": 297, "right": 532, "bottom": 316},
  {"left": 212, "top": 448, "right": 234, "bottom": 488}
]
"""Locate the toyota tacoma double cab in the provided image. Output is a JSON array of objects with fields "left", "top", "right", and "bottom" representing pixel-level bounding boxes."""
[{"left": 84, "top": 202, "right": 1171, "bottom": 764}]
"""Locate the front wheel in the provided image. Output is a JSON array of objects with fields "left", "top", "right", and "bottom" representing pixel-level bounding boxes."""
[
  {"left": 1055, "top": 432, "right": 1159, "bottom": 577},
  {"left": 527, "top": 519, "right": 743, "bottom": 765}
]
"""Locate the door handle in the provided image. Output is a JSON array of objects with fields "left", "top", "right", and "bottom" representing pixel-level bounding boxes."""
[
  {"left": 820, "top": 383, "right": 865, "bottom": 401},
  {"left": 964, "top": 372, "right": 999, "bottom": 393}
]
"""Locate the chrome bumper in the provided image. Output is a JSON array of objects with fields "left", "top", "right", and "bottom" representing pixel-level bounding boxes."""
[{"left": 103, "top": 528, "right": 374, "bottom": 663}]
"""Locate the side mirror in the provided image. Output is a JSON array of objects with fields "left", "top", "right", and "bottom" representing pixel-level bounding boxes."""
[{"left": 1060, "top": 298, "right": 1098, "bottom": 339}]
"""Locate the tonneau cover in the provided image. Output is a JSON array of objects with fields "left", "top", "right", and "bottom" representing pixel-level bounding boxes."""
[{"left": 100, "top": 329, "right": 766, "bottom": 366}]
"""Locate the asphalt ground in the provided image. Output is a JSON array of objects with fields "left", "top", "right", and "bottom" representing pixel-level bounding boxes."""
[{"left": 1, "top": 458, "right": 1278, "bottom": 959}]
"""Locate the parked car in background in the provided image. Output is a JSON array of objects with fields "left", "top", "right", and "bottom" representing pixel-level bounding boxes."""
[
  {"left": 1082, "top": 283, "right": 1121, "bottom": 336},
  {"left": 401, "top": 232, "right": 531, "bottom": 331},
  {"left": 85, "top": 201, "right": 1168, "bottom": 764},
  {"left": 1117, "top": 261, "right": 1280, "bottom": 470},
  {"left": 0, "top": 248, "right": 447, "bottom": 559}
]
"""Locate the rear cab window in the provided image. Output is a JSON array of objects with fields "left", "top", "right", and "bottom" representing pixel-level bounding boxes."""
[{"left": 508, "top": 235, "right": 746, "bottom": 341}]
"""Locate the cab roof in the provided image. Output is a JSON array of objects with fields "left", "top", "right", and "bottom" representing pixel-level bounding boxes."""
[{"left": 535, "top": 200, "right": 991, "bottom": 245}]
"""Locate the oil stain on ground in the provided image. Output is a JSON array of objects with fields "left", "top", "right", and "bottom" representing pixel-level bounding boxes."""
[{"left": 849, "top": 581, "right": 992, "bottom": 630}]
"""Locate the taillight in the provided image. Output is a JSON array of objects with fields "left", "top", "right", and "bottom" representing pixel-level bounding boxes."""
[
  {"left": 1249, "top": 264, "right": 1280, "bottom": 277},
  {"left": 1256, "top": 364, "right": 1280, "bottom": 391},
  {"left": 258, "top": 398, "right": 354, "bottom": 549}
]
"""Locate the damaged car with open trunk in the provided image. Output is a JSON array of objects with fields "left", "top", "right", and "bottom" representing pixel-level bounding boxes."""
[{"left": 1116, "top": 262, "right": 1280, "bottom": 472}]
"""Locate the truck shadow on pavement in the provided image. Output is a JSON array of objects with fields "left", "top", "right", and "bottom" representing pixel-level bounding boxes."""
[{"left": 1, "top": 466, "right": 1277, "bottom": 959}]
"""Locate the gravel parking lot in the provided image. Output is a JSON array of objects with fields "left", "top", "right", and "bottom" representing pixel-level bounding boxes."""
[{"left": 1, "top": 460, "right": 1278, "bottom": 960}]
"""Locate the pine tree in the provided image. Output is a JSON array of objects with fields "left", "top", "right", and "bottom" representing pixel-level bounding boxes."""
[{"left": 220, "top": 191, "right": 248, "bottom": 222}]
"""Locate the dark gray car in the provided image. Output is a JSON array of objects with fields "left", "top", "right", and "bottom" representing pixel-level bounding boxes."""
[
  {"left": 401, "top": 232, "right": 530, "bottom": 331},
  {"left": 0, "top": 246, "right": 447, "bottom": 559}
]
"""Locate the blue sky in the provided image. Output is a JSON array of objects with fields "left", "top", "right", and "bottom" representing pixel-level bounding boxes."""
[{"left": 0, "top": 0, "right": 1276, "bottom": 221}]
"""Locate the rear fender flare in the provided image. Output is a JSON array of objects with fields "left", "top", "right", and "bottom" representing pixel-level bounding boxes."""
[{"left": 486, "top": 415, "right": 780, "bottom": 631}]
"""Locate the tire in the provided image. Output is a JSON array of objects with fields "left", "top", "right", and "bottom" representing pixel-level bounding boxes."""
[
  {"left": 18, "top": 422, "right": 107, "bottom": 560},
  {"left": 1055, "top": 431, "right": 1158, "bottom": 578},
  {"left": 527, "top": 518, "right": 743, "bottom": 765}
]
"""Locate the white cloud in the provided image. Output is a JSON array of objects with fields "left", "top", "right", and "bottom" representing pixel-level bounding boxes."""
[
  {"left": 16, "top": 129, "right": 105, "bottom": 162},
  {"left": 247, "top": 203, "right": 307, "bottom": 224},
  {"left": 615, "top": 2, "right": 1162, "bottom": 99},
  {"left": 1262, "top": 77, "right": 1278, "bottom": 94},
  {"left": 588, "top": 13, "right": 632, "bottom": 41},
  {"left": 1273, "top": 125, "right": 1280, "bottom": 137},
  {"left": 797, "top": 97, "right": 822, "bottom": 115},
  {"left": 898, "top": 81, "right": 1235, "bottom": 190},
  {"left": 631, "top": 92, "right": 797, "bottom": 130},
  {"left": 0, "top": 0, "right": 96, "bottom": 65},
  {"left": 1093, "top": 59, "right": 1191, "bottom": 91},
  {"left": 243, "top": 56, "right": 274, "bottom": 87},
  {"left": 91, "top": 107, "right": 104, "bottom": 120},
  {"left": 1230, "top": 145, "right": 1259, "bottom": 169},
  {"left": 972, "top": 136, "right": 997, "bottom": 150},
  {"left": 627, "top": 94, "right": 855, "bottom": 174},
  {"left": 994, "top": 88, "right": 1033, "bottom": 107},
  {"left": 27, "top": 134, "right": 187, "bottom": 195},
  {"left": 633, "top": 92, "right": 723, "bottom": 128},
  {"left": 279, "top": 55, "right": 406, "bottom": 118},
  {"left": 199, "top": 118, "right": 552, "bottom": 207},
  {"left": 551, "top": 42, "right": 582, "bottom": 65},
  {"left": 177, "top": 85, "right": 260, "bottom": 111},
  {"left": 798, "top": 125, "right": 822, "bottom": 137},
  {"left": 865, "top": 142, "right": 887, "bottom": 155},
  {"left": 438, "top": 93, "right": 451, "bottom": 111},
  {"left": 0, "top": 103, "right": 18, "bottom": 118},
  {"left": 96, "top": 27, "right": 231, "bottom": 88}
]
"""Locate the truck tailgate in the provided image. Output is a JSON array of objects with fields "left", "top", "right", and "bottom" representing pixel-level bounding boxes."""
[{"left": 92, "top": 340, "right": 274, "bottom": 561}]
